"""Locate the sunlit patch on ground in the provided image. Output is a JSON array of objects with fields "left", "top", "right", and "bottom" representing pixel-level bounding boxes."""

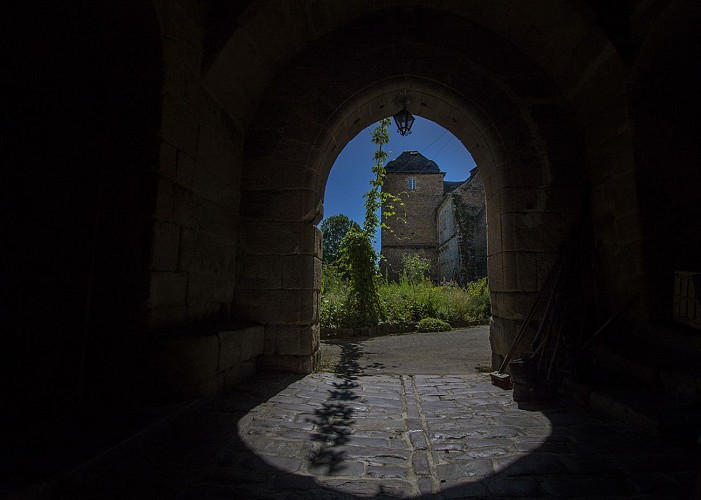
[{"left": 235, "top": 372, "right": 556, "bottom": 497}]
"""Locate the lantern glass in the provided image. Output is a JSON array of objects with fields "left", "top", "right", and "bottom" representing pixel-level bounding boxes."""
[{"left": 393, "top": 107, "right": 415, "bottom": 136}]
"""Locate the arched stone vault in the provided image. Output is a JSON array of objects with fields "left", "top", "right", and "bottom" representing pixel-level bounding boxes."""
[
  {"left": 232, "top": 6, "right": 588, "bottom": 371},
  {"left": 10, "top": 0, "right": 701, "bottom": 420}
]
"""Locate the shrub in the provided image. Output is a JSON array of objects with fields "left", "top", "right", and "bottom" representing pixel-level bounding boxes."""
[
  {"left": 465, "top": 277, "right": 490, "bottom": 321},
  {"left": 400, "top": 254, "right": 431, "bottom": 285},
  {"left": 336, "top": 229, "right": 384, "bottom": 327},
  {"left": 416, "top": 317, "right": 452, "bottom": 332}
]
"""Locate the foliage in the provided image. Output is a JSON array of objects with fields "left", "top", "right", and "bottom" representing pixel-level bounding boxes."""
[
  {"left": 400, "top": 254, "right": 431, "bottom": 285},
  {"left": 464, "top": 277, "right": 491, "bottom": 320},
  {"left": 327, "top": 118, "right": 396, "bottom": 328},
  {"left": 321, "top": 262, "right": 344, "bottom": 295},
  {"left": 319, "top": 215, "right": 360, "bottom": 264},
  {"left": 322, "top": 276, "right": 491, "bottom": 330},
  {"left": 336, "top": 229, "right": 384, "bottom": 327},
  {"left": 363, "top": 118, "right": 401, "bottom": 240},
  {"left": 319, "top": 120, "right": 494, "bottom": 333},
  {"left": 416, "top": 317, "right": 452, "bottom": 333}
]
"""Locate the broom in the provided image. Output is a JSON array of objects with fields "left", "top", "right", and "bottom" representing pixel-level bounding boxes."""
[
  {"left": 491, "top": 247, "right": 566, "bottom": 389},
  {"left": 490, "top": 296, "right": 539, "bottom": 388}
]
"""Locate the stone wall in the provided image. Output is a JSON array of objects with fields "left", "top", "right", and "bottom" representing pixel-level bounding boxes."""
[
  {"left": 437, "top": 196, "right": 460, "bottom": 282},
  {"left": 437, "top": 171, "right": 487, "bottom": 284},
  {"left": 381, "top": 172, "right": 445, "bottom": 280},
  {"left": 150, "top": 0, "right": 244, "bottom": 329}
]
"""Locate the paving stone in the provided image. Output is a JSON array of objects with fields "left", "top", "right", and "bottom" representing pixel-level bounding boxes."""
[
  {"left": 436, "top": 458, "right": 495, "bottom": 481},
  {"left": 409, "top": 430, "right": 428, "bottom": 449},
  {"left": 317, "top": 478, "right": 414, "bottom": 497},
  {"left": 46, "top": 362, "right": 701, "bottom": 499},
  {"left": 412, "top": 451, "right": 431, "bottom": 476},
  {"left": 418, "top": 477, "right": 435, "bottom": 494},
  {"left": 366, "top": 465, "right": 409, "bottom": 479},
  {"left": 308, "top": 459, "right": 366, "bottom": 477}
]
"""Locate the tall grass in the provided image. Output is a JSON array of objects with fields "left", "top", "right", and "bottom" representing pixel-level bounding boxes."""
[{"left": 320, "top": 262, "right": 490, "bottom": 329}]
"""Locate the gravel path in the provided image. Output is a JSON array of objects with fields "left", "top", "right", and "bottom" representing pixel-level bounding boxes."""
[{"left": 319, "top": 326, "right": 492, "bottom": 375}]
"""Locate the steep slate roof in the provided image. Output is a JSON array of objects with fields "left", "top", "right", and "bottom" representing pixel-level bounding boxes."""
[
  {"left": 385, "top": 151, "right": 441, "bottom": 174},
  {"left": 443, "top": 166, "right": 479, "bottom": 194},
  {"left": 443, "top": 181, "right": 464, "bottom": 194}
]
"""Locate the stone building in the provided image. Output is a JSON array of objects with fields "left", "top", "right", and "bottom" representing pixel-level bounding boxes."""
[
  {"left": 380, "top": 151, "right": 486, "bottom": 284},
  {"left": 6, "top": 3, "right": 701, "bottom": 490},
  {"left": 437, "top": 167, "right": 487, "bottom": 284}
]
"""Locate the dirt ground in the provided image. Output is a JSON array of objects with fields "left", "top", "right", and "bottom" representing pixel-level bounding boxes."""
[{"left": 318, "top": 326, "right": 492, "bottom": 375}]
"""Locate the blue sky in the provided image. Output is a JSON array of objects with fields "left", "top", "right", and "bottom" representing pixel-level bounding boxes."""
[{"left": 322, "top": 116, "right": 476, "bottom": 251}]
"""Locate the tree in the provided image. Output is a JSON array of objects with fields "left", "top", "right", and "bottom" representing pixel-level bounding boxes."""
[{"left": 319, "top": 214, "right": 360, "bottom": 264}]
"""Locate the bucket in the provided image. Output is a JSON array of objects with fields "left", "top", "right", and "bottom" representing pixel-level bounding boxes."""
[{"left": 509, "top": 358, "right": 556, "bottom": 402}]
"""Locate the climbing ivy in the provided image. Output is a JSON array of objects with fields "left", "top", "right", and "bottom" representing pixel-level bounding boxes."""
[
  {"left": 452, "top": 193, "right": 478, "bottom": 283},
  {"left": 363, "top": 117, "right": 400, "bottom": 240}
]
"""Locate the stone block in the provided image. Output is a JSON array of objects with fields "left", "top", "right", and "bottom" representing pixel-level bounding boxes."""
[
  {"left": 259, "top": 354, "right": 314, "bottom": 374},
  {"left": 240, "top": 188, "right": 317, "bottom": 222},
  {"left": 191, "top": 162, "right": 238, "bottom": 208},
  {"left": 492, "top": 291, "right": 538, "bottom": 322},
  {"left": 490, "top": 316, "right": 536, "bottom": 364},
  {"left": 196, "top": 124, "right": 237, "bottom": 185},
  {"left": 239, "top": 221, "right": 312, "bottom": 256},
  {"left": 487, "top": 253, "right": 504, "bottom": 292},
  {"left": 161, "top": 93, "right": 199, "bottom": 157},
  {"left": 242, "top": 325, "right": 265, "bottom": 360},
  {"left": 500, "top": 187, "right": 541, "bottom": 213},
  {"left": 186, "top": 271, "right": 219, "bottom": 314},
  {"left": 314, "top": 226, "right": 322, "bottom": 259},
  {"left": 243, "top": 159, "right": 314, "bottom": 190},
  {"left": 149, "top": 271, "right": 188, "bottom": 308},
  {"left": 545, "top": 184, "right": 587, "bottom": 213},
  {"left": 159, "top": 141, "right": 177, "bottom": 182},
  {"left": 501, "top": 212, "right": 562, "bottom": 252},
  {"left": 176, "top": 151, "right": 195, "bottom": 189},
  {"left": 517, "top": 252, "right": 538, "bottom": 292},
  {"left": 155, "top": 178, "right": 175, "bottom": 222},
  {"left": 173, "top": 185, "right": 199, "bottom": 229},
  {"left": 217, "top": 325, "right": 265, "bottom": 370},
  {"left": 234, "top": 288, "right": 313, "bottom": 324},
  {"left": 268, "top": 324, "right": 319, "bottom": 356},
  {"left": 501, "top": 252, "right": 519, "bottom": 292},
  {"left": 536, "top": 252, "right": 558, "bottom": 289},
  {"left": 150, "top": 221, "right": 180, "bottom": 271},
  {"left": 238, "top": 254, "right": 282, "bottom": 290},
  {"left": 147, "top": 305, "right": 187, "bottom": 330},
  {"left": 281, "top": 254, "right": 320, "bottom": 290}
]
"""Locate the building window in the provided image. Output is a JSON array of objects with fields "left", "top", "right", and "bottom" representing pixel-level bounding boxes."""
[{"left": 407, "top": 177, "right": 416, "bottom": 190}]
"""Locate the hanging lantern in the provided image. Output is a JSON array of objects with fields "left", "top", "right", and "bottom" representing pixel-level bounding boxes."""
[{"left": 392, "top": 105, "right": 415, "bottom": 136}]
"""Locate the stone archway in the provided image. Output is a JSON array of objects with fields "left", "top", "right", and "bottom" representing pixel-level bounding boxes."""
[{"left": 233, "top": 7, "right": 588, "bottom": 372}]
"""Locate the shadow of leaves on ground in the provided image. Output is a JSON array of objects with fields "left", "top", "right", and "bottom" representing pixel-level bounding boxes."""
[{"left": 307, "top": 341, "right": 375, "bottom": 475}]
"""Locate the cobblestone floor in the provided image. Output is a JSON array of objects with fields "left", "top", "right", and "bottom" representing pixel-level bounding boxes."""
[
  {"left": 37, "top": 334, "right": 700, "bottom": 499},
  {"left": 178, "top": 372, "right": 697, "bottom": 499}
]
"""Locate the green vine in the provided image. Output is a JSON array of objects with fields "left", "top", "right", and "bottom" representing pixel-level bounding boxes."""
[
  {"left": 452, "top": 193, "right": 478, "bottom": 283},
  {"left": 336, "top": 118, "right": 397, "bottom": 327}
]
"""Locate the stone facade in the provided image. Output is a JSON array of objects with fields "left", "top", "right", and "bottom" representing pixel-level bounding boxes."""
[
  {"left": 381, "top": 152, "right": 486, "bottom": 284},
  {"left": 381, "top": 152, "right": 444, "bottom": 280}
]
